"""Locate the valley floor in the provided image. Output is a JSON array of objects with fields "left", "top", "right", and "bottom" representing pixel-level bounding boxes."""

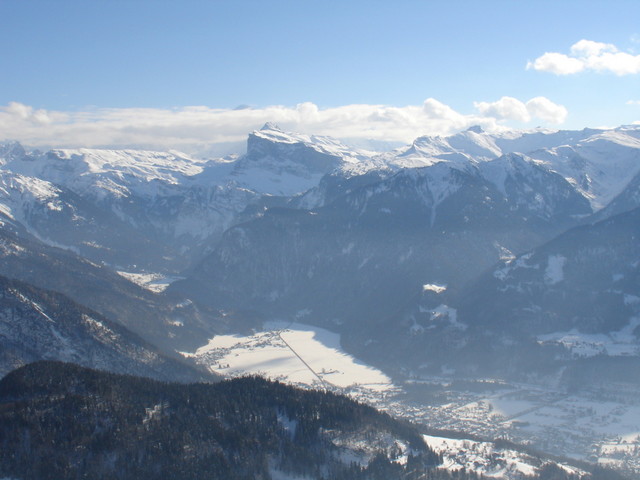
[
  {"left": 182, "top": 322, "right": 640, "bottom": 478},
  {"left": 386, "top": 379, "right": 640, "bottom": 475}
]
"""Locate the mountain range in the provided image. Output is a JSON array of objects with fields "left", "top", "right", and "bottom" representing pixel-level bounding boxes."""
[
  {"left": 1, "top": 123, "right": 639, "bottom": 384},
  {"left": 1, "top": 122, "right": 640, "bottom": 478}
]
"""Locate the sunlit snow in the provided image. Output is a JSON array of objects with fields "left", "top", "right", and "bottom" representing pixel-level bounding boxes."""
[
  {"left": 537, "top": 317, "right": 640, "bottom": 357},
  {"left": 116, "top": 271, "right": 184, "bottom": 293},
  {"left": 423, "top": 434, "right": 585, "bottom": 478},
  {"left": 185, "top": 321, "right": 393, "bottom": 392},
  {"left": 422, "top": 283, "right": 447, "bottom": 293}
]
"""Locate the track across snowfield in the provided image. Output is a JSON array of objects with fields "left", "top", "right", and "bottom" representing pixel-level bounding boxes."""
[{"left": 184, "top": 321, "right": 394, "bottom": 393}]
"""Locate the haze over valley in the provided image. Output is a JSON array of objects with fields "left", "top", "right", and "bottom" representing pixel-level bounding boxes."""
[
  {"left": 1, "top": 121, "right": 640, "bottom": 478},
  {"left": 2, "top": 1, "right": 640, "bottom": 478}
]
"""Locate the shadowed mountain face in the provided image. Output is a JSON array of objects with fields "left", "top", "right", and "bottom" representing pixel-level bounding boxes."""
[
  {"left": 0, "top": 221, "right": 239, "bottom": 354},
  {"left": 457, "top": 207, "right": 640, "bottom": 382},
  {"left": 0, "top": 275, "right": 212, "bottom": 382},
  {"left": 378, "top": 207, "right": 640, "bottom": 382},
  {"left": 461, "top": 207, "right": 640, "bottom": 337},
  {"left": 171, "top": 157, "right": 592, "bottom": 363}
]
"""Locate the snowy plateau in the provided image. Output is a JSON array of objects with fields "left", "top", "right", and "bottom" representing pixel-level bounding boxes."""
[{"left": 2, "top": 123, "right": 640, "bottom": 478}]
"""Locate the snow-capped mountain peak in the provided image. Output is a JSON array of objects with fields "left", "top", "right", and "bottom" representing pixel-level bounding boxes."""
[
  {"left": 229, "top": 124, "right": 377, "bottom": 196},
  {"left": 248, "top": 122, "right": 372, "bottom": 162},
  {"left": 260, "top": 121, "right": 281, "bottom": 131},
  {"left": 0, "top": 141, "right": 28, "bottom": 164},
  {"left": 526, "top": 127, "right": 640, "bottom": 209},
  {"left": 381, "top": 127, "right": 503, "bottom": 170}
]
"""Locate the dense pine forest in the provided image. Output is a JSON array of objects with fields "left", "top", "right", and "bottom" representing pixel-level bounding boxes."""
[{"left": 0, "top": 362, "right": 439, "bottom": 479}]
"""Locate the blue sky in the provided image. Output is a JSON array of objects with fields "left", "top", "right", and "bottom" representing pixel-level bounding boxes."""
[{"left": 1, "top": 0, "right": 639, "bottom": 152}]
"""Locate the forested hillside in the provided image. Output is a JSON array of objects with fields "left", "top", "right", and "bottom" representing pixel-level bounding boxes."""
[
  {"left": 0, "top": 362, "right": 623, "bottom": 480},
  {"left": 0, "top": 362, "right": 440, "bottom": 480}
]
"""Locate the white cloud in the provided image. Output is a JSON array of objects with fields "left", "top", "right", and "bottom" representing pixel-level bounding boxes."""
[
  {"left": 422, "top": 98, "right": 464, "bottom": 121},
  {"left": 474, "top": 97, "right": 531, "bottom": 122},
  {"left": 0, "top": 97, "right": 568, "bottom": 154},
  {"left": 627, "top": 100, "right": 640, "bottom": 105},
  {"left": 525, "top": 97, "right": 568, "bottom": 124},
  {"left": 527, "top": 39, "right": 640, "bottom": 76},
  {"left": 570, "top": 39, "right": 616, "bottom": 57},
  {"left": 527, "top": 52, "right": 585, "bottom": 75},
  {"left": 3, "top": 101, "right": 67, "bottom": 125},
  {"left": 473, "top": 96, "right": 567, "bottom": 124}
]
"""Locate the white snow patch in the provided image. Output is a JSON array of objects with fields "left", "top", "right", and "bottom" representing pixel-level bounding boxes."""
[
  {"left": 143, "top": 403, "right": 168, "bottom": 425},
  {"left": 419, "top": 304, "right": 466, "bottom": 330},
  {"left": 116, "top": 271, "right": 184, "bottom": 293},
  {"left": 0, "top": 203, "right": 13, "bottom": 220},
  {"left": 277, "top": 411, "right": 298, "bottom": 440},
  {"left": 358, "top": 256, "right": 371, "bottom": 269},
  {"left": 11, "top": 290, "right": 54, "bottom": 323},
  {"left": 494, "top": 242, "right": 516, "bottom": 262},
  {"left": 538, "top": 318, "right": 640, "bottom": 357},
  {"left": 423, "top": 434, "right": 539, "bottom": 478},
  {"left": 422, "top": 283, "right": 447, "bottom": 294},
  {"left": 544, "top": 254, "right": 566, "bottom": 285},
  {"left": 624, "top": 294, "right": 640, "bottom": 306},
  {"left": 494, "top": 252, "right": 538, "bottom": 280},
  {"left": 294, "top": 309, "right": 311, "bottom": 319}
]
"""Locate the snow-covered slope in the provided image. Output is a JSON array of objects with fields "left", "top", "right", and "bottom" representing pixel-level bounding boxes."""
[
  {"left": 2, "top": 124, "right": 639, "bottom": 272},
  {"left": 371, "top": 125, "right": 640, "bottom": 212},
  {"left": 17, "top": 148, "right": 203, "bottom": 197},
  {"left": 0, "top": 127, "right": 376, "bottom": 270},
  {"left": 2, "top": 125, "right": 640, "bottom": 478},
  {"left": 527, "top": 129, "right": 640, "bottom": 210},
  {"left": 172, "top": 149, "right": 591, "bottom": 358},
  {"left": 371, "top": 125, "right": 598, "bottom": 170},
  {"left": 423, "top": 435, "right": 587, "bottom": 479},
  {"left": 402, "top": 206, "right": 640, "bottom": 386},
  {"left": 0, "top": 144, "right": 258, "bottom": 270},
  {"left": 0, "top": 169, "right": 182, "bottom": 268},
  {"left": 0, "top": 172, "right": 65, "bottom": 228}
]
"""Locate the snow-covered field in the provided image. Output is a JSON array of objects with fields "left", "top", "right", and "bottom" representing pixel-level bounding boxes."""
[
  {"left": 185, "top": 321, "right": 394, "bottom": 393},
  {"left": 116, "top": 271, "right": 184, "bottom": 293}
]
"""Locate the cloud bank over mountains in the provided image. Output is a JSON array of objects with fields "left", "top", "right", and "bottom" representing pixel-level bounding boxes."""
[
  {"left": 0, "top": 96, "right": 567, "bottom": 154},
  {"left": 5, "top": 37, "right": 639, "bottom": 154}
]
